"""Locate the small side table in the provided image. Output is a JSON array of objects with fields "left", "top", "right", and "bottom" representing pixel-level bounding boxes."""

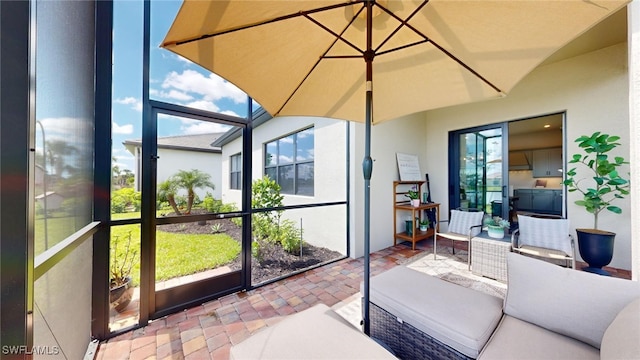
[{"left": 471, "top": 233, "right": 512, "bottom": 283}]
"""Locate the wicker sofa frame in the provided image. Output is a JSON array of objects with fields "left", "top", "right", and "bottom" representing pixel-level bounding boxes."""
[{"left": 369, "top": 301, "right": 472, "bottom": 360}]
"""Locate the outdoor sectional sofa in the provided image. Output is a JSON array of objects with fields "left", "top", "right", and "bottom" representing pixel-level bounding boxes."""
[
  {"left": 369, "top": 252, "right": 640, "bottom": 359},
  {"left": 230, "top": 252, "right": 640, "bottom": 359}
]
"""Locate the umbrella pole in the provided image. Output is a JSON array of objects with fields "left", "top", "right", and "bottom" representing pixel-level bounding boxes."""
[{"left": 362, "top": 0, "right": 374, "bottom": 337}]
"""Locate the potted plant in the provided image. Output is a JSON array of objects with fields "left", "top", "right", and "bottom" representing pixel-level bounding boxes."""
[
  {"left": 485, "top": 216, "right": 509, "bottom": 239},
  {"left": 110, "top": 231, "right": 137, "bottom": 312},
  {"left": 563, "top": 132, "right": 630, "bottom": 275},
  {"left": 405, "top": 189, "right": 420, "bottom": 207},
  {"left": 419, "top": 218, "right": 430, "bottom": 232}
]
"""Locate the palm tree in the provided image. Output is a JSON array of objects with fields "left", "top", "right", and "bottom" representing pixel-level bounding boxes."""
[
  {"left": 174, "top": 169, "right": 215, "bottom": 214},
  {"left": 157, "top": 179, "right": 181, "bottom": 215},
  {"left": 47, "top": 139, "right": 78, "bottom": 180}
]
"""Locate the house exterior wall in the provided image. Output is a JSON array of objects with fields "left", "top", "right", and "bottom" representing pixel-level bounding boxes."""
[
  {"left": 420, "top": 43, "right": 632, "bottom": 270},
  {"left": 221, "top": 116, "right": 348, "bottom": 254},
  {"left": 156, "top": 148, "right": 222, "bottom": 200},
  {"left": 348, "top": 113, "right": 428, "bottom": 259}
]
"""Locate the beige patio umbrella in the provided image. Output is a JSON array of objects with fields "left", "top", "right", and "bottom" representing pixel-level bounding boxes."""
[{"left": 161, "top": 0, "right": 629, "bottom": 334}]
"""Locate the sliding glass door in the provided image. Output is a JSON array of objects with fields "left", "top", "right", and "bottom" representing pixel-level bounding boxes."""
[{"left": 449, "top": 124, "right": 508, "bottom": 219}]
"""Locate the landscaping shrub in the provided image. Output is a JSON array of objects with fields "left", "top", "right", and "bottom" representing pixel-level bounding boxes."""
[{"left": 251, "top": 176, "right": 303, "bottom": 255}]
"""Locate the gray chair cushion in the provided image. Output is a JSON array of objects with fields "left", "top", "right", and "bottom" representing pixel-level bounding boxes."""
[
  {"left": 368, "top": 266, "right": 503, "bottom": 358},
  {"left": 601, "top": 297, "right": 640, "bottom": 359},
  {"left": 230, "top": 303, "right": 395, "bottom": 359},
  {"left": 504, "top": 253, "right": 640, "bottom": 349},
  {"left": 448, "top": 209, "right": 484, "bottom": 236},
  {"left": 516, "top": 215, "right": 572, "bottom": 255}
]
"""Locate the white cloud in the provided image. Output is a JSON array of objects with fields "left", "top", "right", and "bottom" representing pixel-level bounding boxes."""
[
  {"left": 184, "top": 100, "right": 221, "bottom": 113},
  {"left": 180, "top": 118, "right": 232, "bottom": 135},
  {"left": 113, "top": 121, "right": 134, "bottom": 135},
  {"left": 160, "top": 89, "right": 194, "bottom": 101},
  {"left": 220, "top": 109, "right": 240, "bottom": 117},
  {"left": 162, "top": 69, "right": 247, "bottom": 104},
  {"left": 37, "top": 117, "right": 92, "bottom": 140},
  {"left": 115, "top": 97, "right": 142, "bottom": 112}
]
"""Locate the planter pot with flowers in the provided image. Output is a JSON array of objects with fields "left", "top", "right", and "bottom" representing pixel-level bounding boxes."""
[
  {"left": 563, "top": 132, "right": 630, "bottom": 276},
  {"left": 405, "top": 189, "right": 420, "bottom": 207},
  {"left": 110, "top": 231, "right": 138, "bottom": 312},
  {"left": 419, "top": 219, "right": 430, "bottom": 232},
  {"left": 485, "top": 216, "right": 509, "bottom": 239}
]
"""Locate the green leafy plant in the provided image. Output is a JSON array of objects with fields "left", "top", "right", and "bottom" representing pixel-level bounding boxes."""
[
  {"left": 419, "top": 218, "right": 430, "bottom": 227},
  {"left": 174, "top": 169, "right": 215, "bottom": 214},
  {"left": 271, "top": 219, "right": 303, "bottom": 254},
  {"left": 158, "top": 179, "right": 181, "bottom": 215},
  {"left": 563, "top": 132, "right": 630, "bottom": 229},
  {"left": 210, "top": 223, "right": 224, "bottom": 234},
  {"left": 485, "top": 216, "right": 509, "bottom": 229},
  {"left": 110, "top": 231, "right": 138, "bottom": 288},
  {"left": 405, "top": 189, "right": 419, "bottom": 200},
  {"left": 252, "top": 176, "right": 285, "bottom": 240},
  {"left": 251, "top": 176, "right": 304, "bottom": 255}
]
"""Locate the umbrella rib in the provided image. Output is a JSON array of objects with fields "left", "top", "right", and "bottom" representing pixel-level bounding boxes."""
[
  {"left": 169, "top": 1, "right": 359, "bottom": 47},
  {"left": 429, "top": 40, "right": 503, "bottom": 94},
  {"left": 304, "top": 13, "right": 365, "bottom": 56},
  {"left": 373, "top": 0, "right": 503, "bottom": 94},
  {"left": 274, "top": 6, "right": 365, "bottom": 116},
  {"left": 374, "top": 0, "right": 430, "bottom": 54},
  {"left": 376, "top": 40, "right": 430, "bottom": 57}
]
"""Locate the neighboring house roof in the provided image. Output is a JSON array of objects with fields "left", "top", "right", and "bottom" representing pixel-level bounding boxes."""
[
  {"left": 212, "top": 107, "right": 272, "bottom": 147},
  {"left": 123, "top": 133, "right": 225, "bottom": 155}
]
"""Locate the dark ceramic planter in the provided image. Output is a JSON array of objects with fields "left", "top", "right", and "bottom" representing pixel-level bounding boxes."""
[
  {"left": 576, "top": 228, "right": 615, "bottom": 276},
  {"left": 109, "top": 277, "right": 134, "bottom": 312}
]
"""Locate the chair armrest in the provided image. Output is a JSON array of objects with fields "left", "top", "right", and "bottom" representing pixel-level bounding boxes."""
[
  {"left": 511, "top": 229, "right": 520, "bottom": 249},
  {"left": 467, "top": 224, "right": 483, "bottom": 239}
]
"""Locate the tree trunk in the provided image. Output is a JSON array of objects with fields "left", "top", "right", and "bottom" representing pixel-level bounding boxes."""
[
  {"left": 186, "top": 191, "right": 195, "bottom": 214},
  {"left": 168, "top": 194, "right": 181, "bottom": 215}
]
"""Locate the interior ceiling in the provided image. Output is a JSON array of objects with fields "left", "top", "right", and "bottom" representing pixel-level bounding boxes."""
[{"left": 509, "top": 114, "right": 563, "bottom": 136}]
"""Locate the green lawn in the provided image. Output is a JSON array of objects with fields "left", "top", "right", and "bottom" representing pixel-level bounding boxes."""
[
  {"left": 36, "top": 211, "right": 241, "bottom": 286},
  {"left": 35, "top": 214, "right": 79, "bottom": 255},
  {"left": 110, "top": 212, "right": 240, "bottom": 285}
]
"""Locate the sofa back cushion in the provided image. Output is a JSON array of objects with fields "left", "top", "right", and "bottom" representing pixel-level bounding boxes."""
[
  {"left": 504, "top": 253, "right": 640, "bottom": 349},
  {"left": 600, "top": 297, "right": 640, "bottom": 359}
]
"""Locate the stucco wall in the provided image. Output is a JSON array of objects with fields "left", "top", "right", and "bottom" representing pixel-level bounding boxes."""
[
  {"left": 349, "top": 112, "right": 429, "bottom": 258},
  {"left": 419, "top": 43, "right": 632, "bottom": 270},
  {"left": 157, "top": 148, "right": 222, "bottom": 200},
  {"left": 221, "top": 116, "right": 348, "bottom": 254}
]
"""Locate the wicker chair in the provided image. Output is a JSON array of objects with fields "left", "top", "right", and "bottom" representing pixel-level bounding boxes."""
[
  {"left": 435, "top": 209, "right": 484, "bottom": 270},
  {"left": 511, "top": 214, "right": 575, "bottom": 268}
]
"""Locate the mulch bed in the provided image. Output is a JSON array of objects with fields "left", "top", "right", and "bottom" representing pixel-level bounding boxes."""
[{"left": 158, "top": 212, "right": 342, "bottom": 284}]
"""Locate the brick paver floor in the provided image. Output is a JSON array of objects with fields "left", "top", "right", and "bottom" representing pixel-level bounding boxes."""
[
  {"left": 95, "top": 239, "right": 630, "bottom": 360},
  {"left": 96, "top": 241, "right": 428, "bottom": 360}
]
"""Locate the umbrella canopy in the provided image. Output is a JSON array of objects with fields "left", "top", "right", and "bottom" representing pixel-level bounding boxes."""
[
  {"left": 161, "top": 0, "right": 628, "bottom": 124},
  {"left": 161, "top": 0, "right": 629, "bottom": 335}
]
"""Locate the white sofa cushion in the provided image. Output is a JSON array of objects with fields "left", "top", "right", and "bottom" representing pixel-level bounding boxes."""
[
  {"left": 229, "top": 303, "right": 395, "bottom": 359},
  {"left": 504, "top": 253, "right": 640, "bottom": 349},
  {"left": 368, "top": 266, "right": 503, "bottom": 358},
  {"left": 601, "top": 297, "right": 640, "bottom": 359},
  {"left": 478, "top": 315, "right": 599, "bottom": 360}
]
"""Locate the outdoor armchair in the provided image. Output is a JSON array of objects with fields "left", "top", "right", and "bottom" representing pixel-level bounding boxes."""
[
  {"left": 511, "top": 214, "right": 575, "bottom": 269},
  {"left": 435, "top": 209, "right": 484, "bottom": 270}
]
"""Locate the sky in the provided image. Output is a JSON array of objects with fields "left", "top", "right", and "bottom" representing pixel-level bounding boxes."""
[{"left": 111, "top": 0, "right": 251, "bottom": 171}]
